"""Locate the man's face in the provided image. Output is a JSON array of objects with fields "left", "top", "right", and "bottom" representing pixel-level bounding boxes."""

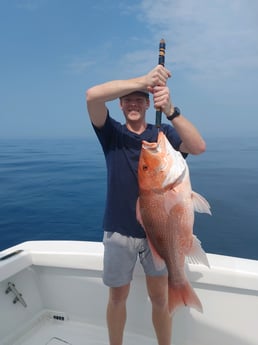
[{"left": 120, "top": 93, "right": 150, "bottom": 122}]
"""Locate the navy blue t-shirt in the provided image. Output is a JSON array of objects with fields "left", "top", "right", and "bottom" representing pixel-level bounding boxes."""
[{"left": 93, "top": 111, "right": 184, "bottom": 238}]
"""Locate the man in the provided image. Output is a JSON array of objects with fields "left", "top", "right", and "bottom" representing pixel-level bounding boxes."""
[{"left": 86, "top": 65, "right": 206, "bottom": 345}]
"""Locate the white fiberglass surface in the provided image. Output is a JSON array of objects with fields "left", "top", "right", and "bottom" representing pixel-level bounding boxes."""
[{"left": 9, "top": 312, "right": 157, "bottom": 345}]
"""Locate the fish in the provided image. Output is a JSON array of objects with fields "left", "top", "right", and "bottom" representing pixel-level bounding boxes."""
[{"left": 136, "top": 130, "right": 211, "bottom": 315}]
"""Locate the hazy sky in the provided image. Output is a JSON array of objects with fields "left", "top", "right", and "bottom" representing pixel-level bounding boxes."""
[{"left": 1, "top": 0, "right": 258, "bottom": 139}]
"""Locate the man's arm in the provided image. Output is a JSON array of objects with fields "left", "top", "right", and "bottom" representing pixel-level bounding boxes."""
[
  {"left": 169, "top": 114, "right": 206, "bottom": 155},
  {"left": 152, "top": 85, "right": 206, "bottom": 155},
  {"left": 86, "top": 65, "right": 171, "bottom": 128},
  {"left": 86, "top": 78, "right": 146, "bottom": 128}
]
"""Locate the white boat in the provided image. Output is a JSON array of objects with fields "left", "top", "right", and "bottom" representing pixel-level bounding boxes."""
[{"left": 0, "top": 240, "right": 257, "bottom": 345}]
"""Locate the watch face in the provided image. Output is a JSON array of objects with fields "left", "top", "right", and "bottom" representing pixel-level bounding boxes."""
[
  {"left": 174, "top": 107, "right": 180, "bottom": 115},
  {"left": 167, "top": 106, "right": 181, "bottom": 121}
]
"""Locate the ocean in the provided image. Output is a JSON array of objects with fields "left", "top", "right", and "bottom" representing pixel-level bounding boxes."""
[{"left": 0, "top": 136, "right": 257, "bottom": 260}]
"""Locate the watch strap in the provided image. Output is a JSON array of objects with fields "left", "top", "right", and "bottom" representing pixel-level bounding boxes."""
[{"left": 167, "top": 107, "right": 181, "bottom": 121}]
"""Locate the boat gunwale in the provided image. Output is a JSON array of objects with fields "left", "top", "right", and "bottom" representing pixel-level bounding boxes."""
[{"left": 1, "top": 240, "right": 258, "bottom": 292}]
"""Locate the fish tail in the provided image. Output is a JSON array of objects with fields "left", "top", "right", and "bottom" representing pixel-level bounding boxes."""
[{"left": 168, "top": 281, "right": 203, "bottom": 315}]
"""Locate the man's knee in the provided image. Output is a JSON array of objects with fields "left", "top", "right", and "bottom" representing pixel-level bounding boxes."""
[
  {"left": 149, "top": 292, "right": 168, "bottom": 309},
  {"left": 146, "top": 275, "right": 168, "bottom": 309},
  {"left": 108, "top": 285, "right": 130, "bottom": 305}
]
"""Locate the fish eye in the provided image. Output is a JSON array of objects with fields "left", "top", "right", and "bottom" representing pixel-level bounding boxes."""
[{"left": 142, "top": 164, "right": 148, "bottom": 171}]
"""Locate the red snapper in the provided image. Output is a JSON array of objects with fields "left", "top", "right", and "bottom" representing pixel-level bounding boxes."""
[{"left": 136, "top": 131, "right": 211, "bottom": 315}]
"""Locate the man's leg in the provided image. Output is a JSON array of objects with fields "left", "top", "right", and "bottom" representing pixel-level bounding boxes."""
[
  {"left": 146, "top": 275, "right": 172, "bottom": 345},
  {"left": 106, "top": 284, "right": 130, "bottom": 345}
]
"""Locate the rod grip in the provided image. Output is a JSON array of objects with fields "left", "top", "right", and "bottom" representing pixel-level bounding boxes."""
[{"left": 155, "top": 39, "right": 166, "bottom": 127}]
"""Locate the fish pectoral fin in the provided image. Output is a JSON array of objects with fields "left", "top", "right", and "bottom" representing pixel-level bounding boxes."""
[
  {"left": 185, "top": 235, "right": 210, "bottom": 268},
  {"left": 147, "top": 236, "right": 166, "bottom": 271},
  {"left": 163, "top": 189, "right": 177, "bottom": 214},
  {"left": 192, "top": 191, "right": 212, "bottom": 215}
]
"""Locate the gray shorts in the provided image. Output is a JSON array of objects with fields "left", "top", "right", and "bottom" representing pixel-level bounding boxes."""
[{"left": 103, "top": 231, "right": 167, "bottom": 287}]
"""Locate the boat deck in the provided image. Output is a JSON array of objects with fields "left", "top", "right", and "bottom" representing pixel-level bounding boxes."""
[
  {"left": 1, "top": 242, "right": 258, "bottom": 345},
  {"left": 9, "top": 310, "right": 157, "bottom": 345}
]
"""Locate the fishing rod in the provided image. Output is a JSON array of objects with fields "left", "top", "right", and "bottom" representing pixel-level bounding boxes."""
[{"left": 155, "top": 38, "right": 166, "bottom": 127}]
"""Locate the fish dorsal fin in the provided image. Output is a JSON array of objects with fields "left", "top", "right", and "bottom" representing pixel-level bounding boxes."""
[
  {"left": 185, "top": 235, "right": 210, "bottom": 268},
  {"left": 192, "top": 191, "right": 212, "bottom": 215}
]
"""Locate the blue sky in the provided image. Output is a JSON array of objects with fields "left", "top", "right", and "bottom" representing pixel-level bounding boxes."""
[{"left": 1, "top": 0, "right": 258, "bottom": 139}]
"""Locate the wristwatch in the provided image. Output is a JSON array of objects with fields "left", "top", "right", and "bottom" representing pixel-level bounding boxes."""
[{"left": 167, "top": 107, "right": 181, "bottom": 121}]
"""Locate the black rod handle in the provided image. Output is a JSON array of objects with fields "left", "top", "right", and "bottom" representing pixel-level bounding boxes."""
[{"left": 155, "top": 39, "right": 166, "bottom": 127}]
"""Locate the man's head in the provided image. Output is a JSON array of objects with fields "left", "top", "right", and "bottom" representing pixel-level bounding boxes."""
[
  {"left": 119, "top": 90, "right": 150, "bottom": 126},
  {"left": 120, "top": 90, "right": 149, "bottom": 100}
]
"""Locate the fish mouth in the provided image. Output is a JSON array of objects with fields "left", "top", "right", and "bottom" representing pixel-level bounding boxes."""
[
  {"left": 142, "top": 141, "right": 159, "bottom": 152},
  {"left": 142, "top": 140, "right": 168, "bottom": 171}
]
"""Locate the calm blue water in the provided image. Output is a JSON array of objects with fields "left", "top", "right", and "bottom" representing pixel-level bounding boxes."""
[{"left": 0, "top": 136, "right": 257, "bottom": 260}]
